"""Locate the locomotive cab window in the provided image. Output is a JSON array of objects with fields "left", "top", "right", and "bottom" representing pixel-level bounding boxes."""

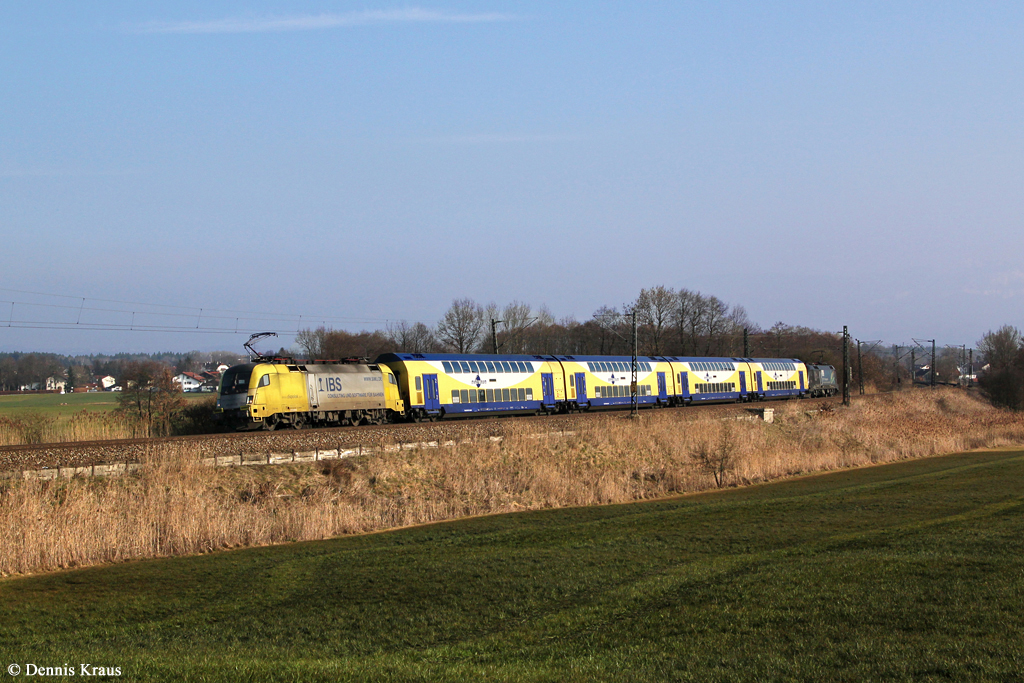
[{"left": 257, "top": 375, "right": 270, "bottom": 388}]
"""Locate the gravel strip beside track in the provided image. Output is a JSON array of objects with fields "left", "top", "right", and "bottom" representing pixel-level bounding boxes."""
[{"left": 0, "top": 397, "right": 843, "bottom": 473}]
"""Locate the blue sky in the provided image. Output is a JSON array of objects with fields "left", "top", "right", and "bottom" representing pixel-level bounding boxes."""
[{"left": 2, "top": 2, "right": 1023, "bottom": 354}]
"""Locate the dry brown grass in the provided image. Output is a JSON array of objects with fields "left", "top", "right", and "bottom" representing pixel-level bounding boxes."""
[
  {"left": 3, "top": 388, "right": 1023, "bottom": 576},
  {"left": 0, "top": 411, "right": 140, "bottom": 446}
]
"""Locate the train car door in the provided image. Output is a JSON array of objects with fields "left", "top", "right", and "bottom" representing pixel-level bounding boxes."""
[
  {"left": 739, "top": 372, "right": 747, "bottom": 397},
  {"left": 541, "top": 373, "right": 555, "bottom": 407},
  {"left": 575, "top": 372, "right": 587, "bottom": 407},
  {"left": 756, "top": 371, "right": 763, "bottom": 396},
  {"left": 657, "top": 372, "right": 667, "bottom": 401},
  {"left": 799, "top": 371, "right": 805, "bottom": 392},
  {"left": 680, "top": 371, "right": 691, "bottom": 402},
  {"left": 423, "top": 374, "right": 440, "bottom": 411}
]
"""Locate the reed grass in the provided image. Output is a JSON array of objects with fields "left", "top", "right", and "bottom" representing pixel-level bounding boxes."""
[
  {"left": 3, "top": 388, "right": 1022, "bottom": 576},
  {"left": 0, "top": 411, "right": 141, "bottom": 445}
]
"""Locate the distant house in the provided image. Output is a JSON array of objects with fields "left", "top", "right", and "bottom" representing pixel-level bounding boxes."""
[
  {"left": 45, "top": 377, "right": 67, "bottom": 393},
  {"left": 197, "top": 371, "right": 222, "bottom": 392},
  {"left": 95, "top": 375, "right": 116, "bottom": 390},
  {"left": 173, "top": 372, "right": 205, "bottom": 392}
]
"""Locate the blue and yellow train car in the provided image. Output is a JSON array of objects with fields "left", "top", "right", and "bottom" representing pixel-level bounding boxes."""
[
  {"left": 374, "top": 352, "right": 809, "bottom": 421},
  {"left": 375, "top": 353, "right": 561, "bottom": 421},
  {"left": 553, "top": 355, "right": 661, "bottom": 409},
  {"left": 657, "top": 356, "right": 807, "bottom": 403},
  {"left": 746, "top": 358, "right": 807, "bottom": 399},
  {"left": 658, "top": 356, "right": 748, "bottom": 404}
]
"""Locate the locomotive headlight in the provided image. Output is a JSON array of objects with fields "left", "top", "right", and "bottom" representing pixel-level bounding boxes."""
[{"left": 247, "top": 396, "right": 253, "bottom": 405}]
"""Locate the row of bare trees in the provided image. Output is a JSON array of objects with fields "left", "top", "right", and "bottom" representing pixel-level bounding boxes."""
[
  {"left": 286, "top": 286, "right": 1002, "bottom": 398},
  {"left": 291, "top": 286, "right": 837, "bottom": 363}
]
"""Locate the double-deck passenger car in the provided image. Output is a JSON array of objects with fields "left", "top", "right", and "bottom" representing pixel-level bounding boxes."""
[{"left": 375, "top": 353, "right": 809, "bottom": 421}]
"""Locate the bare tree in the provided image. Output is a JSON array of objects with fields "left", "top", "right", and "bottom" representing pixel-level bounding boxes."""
[
  {"left": 633, "top": 286, "right": 676, "bottom": 354},
  {"left": 387, "top": 321, "right": 438, "bottom": 353},
  {"left": 977, "top": 326, "right": 1024, "bottom": 409},
  {"left": 296, "top": 327, "right": 327, "bottom": 358},
  {"left": 689, "top": 425, "right": 738, "bottom": 488},
  {"left": 490, "top": 300, "right": 536, "bottom": 353},
  {"left": 117, "top": 361, "right": 185, "bottom": 437},
  {"left": 978, "top": 326, "right": 1022, "bottom": 371},
  {"left": 436, "top": 298, "right": 485, "bottom": 353}
]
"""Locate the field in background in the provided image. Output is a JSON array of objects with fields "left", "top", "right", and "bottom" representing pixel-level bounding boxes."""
[
  {"left": 2, "top": 447, "right": 1022, "bottom": 681},
  {"left": 3, "top": 388, "right": 1024, "bottom": 576},
  {"left": 0, "top": 393, "right": 213, "bottom": 445},
  {"left": 0, "top": 392, "right": 122, "bottom": 415},
  {"left": 0, "top": 392, "right": 212, "bottom": 416}
]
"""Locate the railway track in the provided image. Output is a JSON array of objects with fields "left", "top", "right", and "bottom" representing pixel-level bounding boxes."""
[{"left": 0, "top": 395, "right": 854, "bottom": 474}]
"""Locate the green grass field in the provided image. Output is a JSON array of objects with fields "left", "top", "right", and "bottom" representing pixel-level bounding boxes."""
[
  {"left": 0, "top": 391, "right": 210, "bottom": 417},
  {"left": 2, "top": 449, "right": 1023, "bottom": 682}
]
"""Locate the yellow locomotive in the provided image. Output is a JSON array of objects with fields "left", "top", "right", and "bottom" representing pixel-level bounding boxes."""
[{"left": 214, "top": 359, "right": 405, "bottom": 430}]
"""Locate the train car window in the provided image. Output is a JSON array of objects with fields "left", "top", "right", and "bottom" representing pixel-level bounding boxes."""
[
  {"left": 484, "top": 361, "right": 494, "bottom": 373},
  {"left": 460, "top": 389, "right": 469, "bottom": 403},
  {"left": 498, "top": 361, "right": 510, "bottom": 372},
  {"left": 466, "top": 361, "right": 477, "bottom": 373},
  {"left": 518, "top": 361, "right": 529, "bottom": 372},
  {"left": 415, "top": 376, "right": 422, "bottom": 391},
  {"left": 451, "top": 391, "right": 460, "bottom": 403},
  {"left": 442, "top": 362, "right": 453, "bottom": 373},
  {"left": 510, "top": 361, "right": 521, "bottom": 372},
  {"left": 526, "top": 388, "right": 533, "bottom": 400},
  {"left": 601, "top": 362, "right": 610, "bottom": 372},
  {"left": 518, "top": 388, "right": 525, "bottom": 401},
  {"left": 485, "top": 388, "right": 493, "bottom": 402},
  {"left": 457, "top": 361, "right": 469, "bottom": 373}
]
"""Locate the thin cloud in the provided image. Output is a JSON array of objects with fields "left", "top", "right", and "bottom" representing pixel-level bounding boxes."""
[
  {"left": 134, "top": 9, "right": 517, "bottom": 34},
  {"left": 422, "top": 133, "right": 588, "bottom": 145}
]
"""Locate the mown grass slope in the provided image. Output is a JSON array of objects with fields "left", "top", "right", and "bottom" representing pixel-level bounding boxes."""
[{"left": 2, "top": 448, "right": 1023, "bottom": 682}]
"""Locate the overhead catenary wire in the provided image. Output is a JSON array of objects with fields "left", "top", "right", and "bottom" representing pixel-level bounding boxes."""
[{"left": 0, "top": 285, "right": 439, "bottom": 344}]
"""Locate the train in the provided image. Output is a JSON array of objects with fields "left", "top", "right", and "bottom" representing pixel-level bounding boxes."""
[{"left": 214, "top": 351, "right": 838, "bottom": 430}]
